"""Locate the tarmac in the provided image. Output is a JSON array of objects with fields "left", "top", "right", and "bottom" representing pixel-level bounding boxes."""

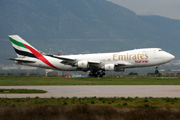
[{"left": 0, "top": 85, "right": 180, "bottom": 98}]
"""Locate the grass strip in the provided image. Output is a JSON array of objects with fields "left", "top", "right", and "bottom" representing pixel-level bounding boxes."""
[
  {"left": 0, "top": 77, "right": 180, "bottom": 85},
  {"left": 0, "top": 89, "right": 47, "bottom": 94},
  {"left": 0, "top": 97, "right": 180, "bottom": 108}
]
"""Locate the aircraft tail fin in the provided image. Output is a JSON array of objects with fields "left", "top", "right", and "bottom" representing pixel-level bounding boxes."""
[{"left": 8, "top": 35, "right": 39, "bottom": 58}]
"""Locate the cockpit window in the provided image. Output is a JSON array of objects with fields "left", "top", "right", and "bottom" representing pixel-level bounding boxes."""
[{"left": 159, "top": 49, "right": 163, "bottom": 51}]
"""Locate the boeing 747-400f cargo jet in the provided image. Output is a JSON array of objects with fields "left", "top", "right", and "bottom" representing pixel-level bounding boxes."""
[{"left": 8, "top": 35, "right": 175, "bottom": 77}]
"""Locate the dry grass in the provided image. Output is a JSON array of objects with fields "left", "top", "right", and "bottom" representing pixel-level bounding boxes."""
[{"left": 0, "top": 105, "right": 180, "bottom": 120}]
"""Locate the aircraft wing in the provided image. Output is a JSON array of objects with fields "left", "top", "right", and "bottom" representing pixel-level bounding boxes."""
[
  {"left": 49, "top": 55, "right": 132, "bottom": 70},
  {"left": 8, "top": 58, "right": 36, "bottom": 63},
  {"left": 115, "top": 61, "right": 133, "bottom": 67},
  {"left": 48, "top": 55, "right": 101, "bottom": 67},
  {"left": 48, "top": 55, "right": 77, "bottom": 66}
]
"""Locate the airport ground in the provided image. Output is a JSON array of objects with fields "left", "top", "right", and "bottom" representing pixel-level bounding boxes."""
[
  {"left": 0, "top": 77, "right": 180, "bottom": 120},
  {"left": 1, "top": 105, "right": 180, "bottom": 120},
  {"left": 0, "top": 97, "right": 180, "bottom": 120},
  {"left": 0, "top": 77, "right": 180, "bottom": 85}
]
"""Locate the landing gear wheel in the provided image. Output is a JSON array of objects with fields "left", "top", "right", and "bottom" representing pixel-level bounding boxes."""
[
  {"left": 155, "top": 66, "right": 159, "bottom": 74},
  {"left": 98, "top": 70, "right": 105, "bottom": 77},
  {"left": 155, "top": 70, "right": 159, "bottom": 74},
  {"left": 99, "top": 74, "right": 103, "bottom": 78},
  {"left": 89, "top": 70, "right": 105, "bottom": 77},
  {"left": 89, "top": 70, "right": 98, "bottom": 77}
]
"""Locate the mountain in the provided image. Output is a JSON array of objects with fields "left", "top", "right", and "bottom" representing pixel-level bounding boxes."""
[
  {"left": 0, "top": 0, "right": 180, "bottom": 65},
  {"left": 139, "top": 15, "right": 180, "bottom": 49}
]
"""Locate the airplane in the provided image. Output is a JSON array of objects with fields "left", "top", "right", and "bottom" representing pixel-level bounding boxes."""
[{"left": 8, "top": 35, "right": 175, "bottom": 77}]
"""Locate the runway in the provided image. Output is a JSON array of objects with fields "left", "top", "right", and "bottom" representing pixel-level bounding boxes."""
[{"left": 0, "top": 85, "right": 180, "bottom": 98}]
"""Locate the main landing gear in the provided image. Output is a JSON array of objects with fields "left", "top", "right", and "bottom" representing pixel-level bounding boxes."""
[
  {"left": 155, "top": 66, "right": 159, "bottom": 73},
  {"left": 89, "top": 70, "right": 105, "bottom": 77}
]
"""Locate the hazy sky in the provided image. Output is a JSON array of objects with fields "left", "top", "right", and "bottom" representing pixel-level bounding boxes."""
[{"left": 108, "top": 0, "right": 180, "bottom": 20}]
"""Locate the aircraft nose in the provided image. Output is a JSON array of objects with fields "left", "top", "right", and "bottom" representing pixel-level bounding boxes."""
[
  {"left": 168, "top": 53, "right": 175, "bottom": 61},
  {"left": 171, "top": 54, "right": 175, "bottom": 60}
]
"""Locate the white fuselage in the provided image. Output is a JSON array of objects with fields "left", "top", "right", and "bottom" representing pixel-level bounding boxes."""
[{"left": 17, "top": 48, "right": 175, "bottom": 71}]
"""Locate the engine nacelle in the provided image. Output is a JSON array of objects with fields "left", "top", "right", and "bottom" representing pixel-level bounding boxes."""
[
  {"left": 77, "top": 61, "right": 89, "bottom": 69},
  {"left": 104, "top": 64, "right": 115, "bottom": 71}
]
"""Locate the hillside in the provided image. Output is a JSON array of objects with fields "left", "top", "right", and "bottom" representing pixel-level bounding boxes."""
[{"left": 0, "top": 0, "right": 180, "bottom": 65}]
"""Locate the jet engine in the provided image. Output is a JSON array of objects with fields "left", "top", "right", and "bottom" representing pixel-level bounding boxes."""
[
  {"left": 104, "top": 64, "right": 115, "bottom": 71},
  {"left": 104, "top": 64, "right": 125, "bottom": 71},
  {"left": 77, "top": 61, "right": 89, "bottom": 69}
]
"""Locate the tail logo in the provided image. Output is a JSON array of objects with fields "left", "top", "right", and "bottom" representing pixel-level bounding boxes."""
[{"left": 9, "top": 36, "right": 59, "bottom": 70}]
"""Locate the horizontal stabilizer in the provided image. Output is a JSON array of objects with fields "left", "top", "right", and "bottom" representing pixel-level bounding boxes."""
[{"left": 8, "top": 58, "right": 36, "bottom": 63}]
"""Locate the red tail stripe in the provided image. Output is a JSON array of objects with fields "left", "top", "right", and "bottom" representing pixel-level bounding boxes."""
[{"left": 24, "top": 44, "right": 59, "bottom": 69}]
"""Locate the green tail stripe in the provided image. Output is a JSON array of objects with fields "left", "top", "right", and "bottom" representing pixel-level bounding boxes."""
[{"left": 9, "top": 37, "right": 27, "bottom": 49}]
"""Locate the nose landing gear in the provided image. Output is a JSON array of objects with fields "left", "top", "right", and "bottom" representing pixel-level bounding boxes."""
[{"left": 155, "top": 66, "right": 159, "bottom": 73}]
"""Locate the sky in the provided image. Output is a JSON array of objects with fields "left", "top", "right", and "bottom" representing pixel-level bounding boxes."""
[{"left": 108, "top": 0, "right": 180, "bottom": 20}]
